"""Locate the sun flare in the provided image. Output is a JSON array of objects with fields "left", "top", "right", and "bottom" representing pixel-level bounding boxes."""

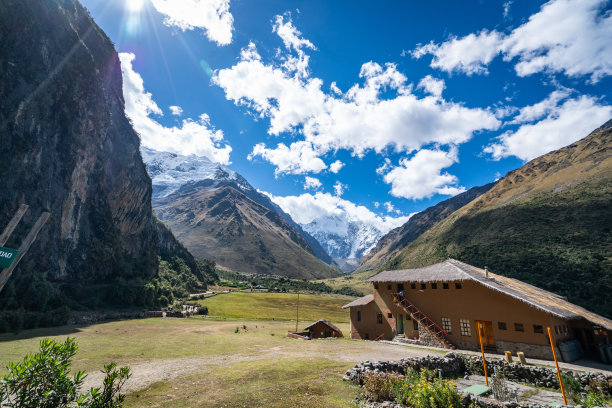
[{"left": 126, "top": 0, "right": 145, "bottom": 13}]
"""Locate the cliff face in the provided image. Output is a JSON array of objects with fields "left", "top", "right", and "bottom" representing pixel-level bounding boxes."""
[{"left": 0, "top": 0, "right": 200, "bottom": 313}]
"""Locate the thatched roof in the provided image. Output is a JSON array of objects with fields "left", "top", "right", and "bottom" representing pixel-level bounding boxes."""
[
  {"left": 368, "top": 259, "right": 612, "bottom": 330},
  {"left": 342, "top": 294, "right": 374, "bottom": 309},
  {"left": 303, "top": 319, "right": 342, "bottom": 334}
]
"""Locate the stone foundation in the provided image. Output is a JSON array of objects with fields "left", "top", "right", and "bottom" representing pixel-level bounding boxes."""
[
  {"left": 495, "top": 340, "right": 553, "bottom": 360},
  {"left": 417, "top": 328, "right": 447, "bottom": 348}
]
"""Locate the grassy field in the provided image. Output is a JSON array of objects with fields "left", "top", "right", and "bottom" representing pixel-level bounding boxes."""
[
  {"left": 0, "top": 291, "right": 439, "bottom": 407},
  {"left": 195, "top": 291, "right": 352, "bottom": 322},
  {"left": 316, "top": 270, "right": 374, "bottom": 296}
]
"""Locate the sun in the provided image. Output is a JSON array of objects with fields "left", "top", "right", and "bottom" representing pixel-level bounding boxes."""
[{"left": 126, "top": 0, "right": 145, "bottom": 13}]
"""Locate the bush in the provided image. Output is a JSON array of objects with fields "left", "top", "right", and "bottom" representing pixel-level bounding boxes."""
[
  {"left": 393, "top": 369, "right": 462, "bottom": 408},
  {"left": 362, "top": 372, "right": 401, "bottom": 402},
  {"left": 0, "top": 338, "right": 130, "bottom": 408},
  {"left": 560, "top": 373, "right": 583, "bottom": 403},
  {"left": 197, "top": 305, "right": 208, "bottom": 315}
]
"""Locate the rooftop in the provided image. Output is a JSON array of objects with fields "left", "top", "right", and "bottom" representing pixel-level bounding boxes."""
[
  {"left": 367, "top": 259, "right": 612, "bottom": 330},
  {"left": 342, "top": 294, "right": 374, "bottom": 309}
]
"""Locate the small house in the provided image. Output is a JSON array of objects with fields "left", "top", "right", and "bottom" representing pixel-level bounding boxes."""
[
  {"left": 304, "top": 319, "right": 343, "bottom": 339},
  {"left": 343, "top": 259, "right": 612, "bottom": 361}
]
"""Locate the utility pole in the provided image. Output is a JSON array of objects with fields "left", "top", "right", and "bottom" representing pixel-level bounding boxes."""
[{"left": 295, "top": 287, "right": 300, "bottom": 332}]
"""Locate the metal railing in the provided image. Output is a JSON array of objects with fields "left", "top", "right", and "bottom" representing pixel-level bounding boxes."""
[{"left": 391, "top": 292, "right": 454, "bottom": 349}]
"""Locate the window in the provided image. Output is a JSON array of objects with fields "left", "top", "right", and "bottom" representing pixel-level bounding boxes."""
[
  {"left": 406, "top": 314, "right": 411, "bottom": 321},
  {"left": 364, "top": 333, "right": 369, "bottom": 340},
  {"left": 460, "top": 319, "right": 471, "bottom": 336},
  {"left": 413, "top": 320, "right": 419, "bottom": 330},
  {"left": 397, "top": 283, "right": 404, "bottom": 292},
  {"left": 555, "top": 326, "right": 559, "bottom": 334},
  {"left": 533, "top": 325, "right": 544, "bottom": 334},
  {"left": 387, "top": 284, "right": 392, "bottom": 290},
  {"left": 431, "top": 283, "right": 438, "bottom": 289},
  {"left": 387, "top": 313, "right": 393, "bottom": 318},
  {"left": 515, "top": 323, "right": 524, "bottom": 332},
  {"left": 410, "top": 283, "right": 416, "bottom": 289},
  {"left": 420, "top": 283, "right": 426, "bottom": 290},
  {"left": 498, "top": 322, "right": 507, "bottom": 330},
  {"left": 356, "top": 310, "right": 361, "bottom": 322},
  {"left": 443, "top": 282, "right": 449, "bottom": 289},
  {"left": 455, "top": 282, "right": 462, "bottom": 289},
  {"left": 441, "top": 317, "right": 452, "bottom": 334},
  {"left": 377, "top": 313, "right": 383, "bottom": 324},
  {"left": 374, "top": 283, "right": 379, "bottom": 289}
]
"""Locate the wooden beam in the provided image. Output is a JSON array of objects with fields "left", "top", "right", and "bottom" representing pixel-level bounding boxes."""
[
  {"left": 0, "top": 212, "right": 50, "bottom": 293},
  {"left": 0, "top": 204, "right": 29, "bottom": 246}
]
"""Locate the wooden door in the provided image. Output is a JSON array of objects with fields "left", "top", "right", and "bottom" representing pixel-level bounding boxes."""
[
  {"left": 397, "top": 314, "right": 404, "bottom": 334},
  {"left": 475, "top": 320, "right": 495, "bottom": 347}
]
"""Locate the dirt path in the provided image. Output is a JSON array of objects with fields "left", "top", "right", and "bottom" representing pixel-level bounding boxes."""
[{"left": 82, "top": 341, "right": 434, "bottom": 393}]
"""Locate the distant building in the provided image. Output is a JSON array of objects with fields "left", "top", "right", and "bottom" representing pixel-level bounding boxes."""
[
  {"left": 343, "top": 259, "right": 612, "bottom": 361},
  {"left": 303, "top": 319, "right": 343, "bottom": 339}
]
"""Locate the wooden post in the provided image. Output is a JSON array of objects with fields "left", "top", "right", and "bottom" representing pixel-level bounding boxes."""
[
  {"left": 547, "top": 327, "right": 567, "bottom": 405},
  {"left": 0, "top": 204, "right": 29, "bottom": 246},
  {"left": 477, "top": 322, "right": 489, "bottom": 386},
  {"left": 295, "top": 288, "right": 300, "bottom": 332},
  {"left": 0, "top": 212, "right": 50, "bottom": 293}
]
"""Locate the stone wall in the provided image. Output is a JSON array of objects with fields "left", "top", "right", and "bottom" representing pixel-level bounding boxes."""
[
  {"left": 344, "top": 352, "right": 612, "bottom": 396},
  {"left": 417, "top": 328, "right": 447, "bottom": 348},
  {"left": 495, "top": 340, "right": 553, "bottom": 360}
]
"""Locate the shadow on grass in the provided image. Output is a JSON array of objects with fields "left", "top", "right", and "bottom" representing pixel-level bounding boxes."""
[{"left": 0, "top": 324, "right": 86, "bottom": 342}]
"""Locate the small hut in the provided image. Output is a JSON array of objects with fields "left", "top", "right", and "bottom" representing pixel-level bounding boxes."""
[{"left": 303, "top": 319, "right": 343, "bottom": 339}]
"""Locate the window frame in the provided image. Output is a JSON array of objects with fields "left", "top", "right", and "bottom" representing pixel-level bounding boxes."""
[
  {"left": 356, "top": 310, "right": 361, "bottom": 322},
  {"left": 498, "top": 322, "right": 507, "bottom": 330},
  {"left": 455, "top": 282, "right": 462, "bottom": 289},
  {"left": 441, "top": 317, "right": 452, "bottom": 334},
  {"left": 514, "top": 323, "right": 524, "bottom": 332},
  {"left": 533, "top": 325, "right": 544, "bottom": 334},
  {"left": 460, "top": 319, "right": 471, "bottom": 336},
  {"left": 377, "top": 313, "right": 383, "bottom": 324}
]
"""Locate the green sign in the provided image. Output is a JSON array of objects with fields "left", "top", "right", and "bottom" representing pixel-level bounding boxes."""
[{"left": 0, "top": 247, "right": 18, "bottom": 269}]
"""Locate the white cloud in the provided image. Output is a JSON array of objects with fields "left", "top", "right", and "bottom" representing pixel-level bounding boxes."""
[
  {"left": 333, "top": 181, "right": 347, "bottom": 196},
  {"left": 503, "top": 1, "right": 513, "bottom": 18},
  {"left": 413, "top": 30, "right": 503, "bottom": 76},
  {"left": 382, "top": 148, "right": 465, "bottom": 200},
  {"left": 248, "top": 141, "right": 326, "bottom": 176},
  {"left": 329, "top": 160, "right": 344, "bottom": 174},
  {"left": 413, "top": 0, "right": 612, "bottom": 82},
  {"left": 213, "top": 16, "right": 499, "bottom": 178},
  {"left": 509, "top": 89, "right": 571, "bottom": 124},
  {"left": 264, "top": 191, "right": 411, "bottom": 234},
  {"left": 384, "top": 201, "right": 395, "bottom": 213},
  {"left": 304, "top": 176, "right": 321, "bottom": 190},
  {"left": 417, "top": 75, "right": 445, "bottom": 98},
  {"left": 151, "top": 0, "right": 234, "bottom": 46},
  {"left": 119, "top": 52, "right": 231, "bottom": 163},
  {"left": 169, "top": 105, "right": 183, "bottom": 116},
  {"left": 485, "top": 95, "right": 612, "bottom": 160}
]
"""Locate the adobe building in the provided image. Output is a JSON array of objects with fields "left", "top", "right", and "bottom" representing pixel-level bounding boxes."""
[
  {"left": 343, "top": 259, "right": 612, "bottom": 361},
  {"left": 287, "top": 319, "right": 343, "bottom": 340}
]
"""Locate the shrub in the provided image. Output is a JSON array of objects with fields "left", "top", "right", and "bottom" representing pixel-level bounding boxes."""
[
  {"left": 0, "top": 338, "right": 130, "bottom": 408},
  {"left": 560, "top": 373, "right": 583, "bottom": 403},
  {"left": 393, "top": 369, "right": 462, "bottom": 408},
  {"left": 197, "top": 305, "right": 208, "bottom": 315},
  {"left": 362, "top": 372, "right": 401, "bottom": 402}
]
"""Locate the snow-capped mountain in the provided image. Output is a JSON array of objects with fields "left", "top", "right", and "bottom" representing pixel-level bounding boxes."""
[
  {"left": 141, "top": 147, "right": 333, "bottom": 265},
  {"left": 141, "top": 147, "right": 248, "bottom": 199},
  {"left": 301, "top": 215, "right": 385, "bottom": 259}
]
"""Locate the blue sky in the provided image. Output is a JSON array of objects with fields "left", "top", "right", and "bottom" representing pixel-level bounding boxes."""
[{"left": 81, "top": 0, "right": 612, "bottom": 232}]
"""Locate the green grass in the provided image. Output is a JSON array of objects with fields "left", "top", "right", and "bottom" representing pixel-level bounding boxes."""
[
  {"left": 195, "top": 291, "right": 352, "bottom": 323},
  {"left": 124, "top": 358, "right": 360, "bottom": 408}
]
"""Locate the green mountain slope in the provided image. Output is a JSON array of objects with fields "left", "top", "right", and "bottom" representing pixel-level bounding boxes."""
[{"left": 383, "top": 120, "right": 612, "bottom": 318}]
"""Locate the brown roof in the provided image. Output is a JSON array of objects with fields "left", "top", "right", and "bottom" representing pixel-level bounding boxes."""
[
  {"left": 303, "top": 319, "right": 342, "bottom": 334},
  {"left": 368, "top": 259, "right": 612, "bottom": 330},
  {"left": 342, "top": 294, "right": 374, "bottom": 309}
]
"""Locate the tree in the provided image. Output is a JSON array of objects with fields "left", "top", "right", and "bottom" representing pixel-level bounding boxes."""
[{"left": 0, "top": 338, "right": 130, "bottom": 408}]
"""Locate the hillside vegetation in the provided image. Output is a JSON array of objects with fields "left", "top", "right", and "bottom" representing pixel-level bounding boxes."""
[{"left": 383, "top": 121, "right": 612, "bottom": 318}]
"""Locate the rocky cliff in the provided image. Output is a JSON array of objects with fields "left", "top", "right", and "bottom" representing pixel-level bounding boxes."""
[{"left": 0, "top": 0, "right": 204, "bottom": 322}]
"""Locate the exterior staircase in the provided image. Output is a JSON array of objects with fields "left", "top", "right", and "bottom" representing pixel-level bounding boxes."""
[{"left": 392, "top": 292, "right": 455, "bottom": 349}]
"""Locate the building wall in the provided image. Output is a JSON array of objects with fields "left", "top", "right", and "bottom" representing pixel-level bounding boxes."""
[
  {"left": 348, "top": 301, "right": 394, "bottom": 340},
  {"left": 351, "top": 280, "right": 574, "bottom": 359}
]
